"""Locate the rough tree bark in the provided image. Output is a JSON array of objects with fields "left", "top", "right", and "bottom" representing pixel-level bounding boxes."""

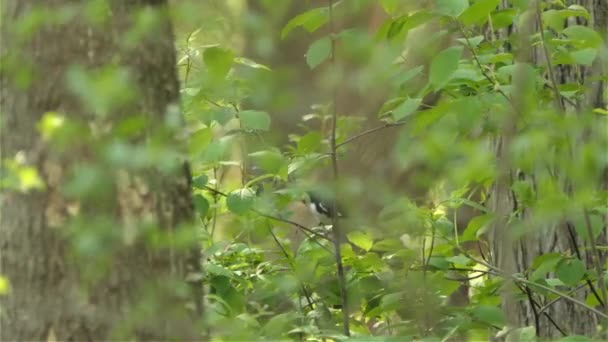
[
  {"left": 489, "top": 0, "right": 607, "bottom": 338},
  {"left": 0, "top": 1, "right": 202, "bottom": 340}
]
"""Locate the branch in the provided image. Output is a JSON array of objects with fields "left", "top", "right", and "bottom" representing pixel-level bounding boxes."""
[
  {"left": 336, "top": 122, "right": 404, "bottom": 149},
  {"left": 457, "top": 247, "right": 608, "bottom": 320},
  {"left": 328, "top": 0, "right": 350, "bottom": 336}
]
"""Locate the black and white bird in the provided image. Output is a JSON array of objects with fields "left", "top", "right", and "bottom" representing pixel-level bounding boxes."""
[{"left": 305, "top": 192, "right": 344, "bottom": 226}]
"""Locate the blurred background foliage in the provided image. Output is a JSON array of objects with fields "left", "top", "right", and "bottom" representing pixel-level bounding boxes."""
[{"left": 1, "top": 0, "right": 607, "bottom": 340}]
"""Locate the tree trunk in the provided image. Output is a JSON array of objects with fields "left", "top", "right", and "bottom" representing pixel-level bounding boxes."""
[
  {"left": 489, "top": 0, "right": 607, "bottom": 338},
  {"left": 0, "top": 1, "right": 201, "bottom": 340}
]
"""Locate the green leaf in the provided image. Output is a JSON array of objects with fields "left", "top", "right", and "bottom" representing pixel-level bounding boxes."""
[
  {"left": 380, "top": 0, "right": 400, "bottom": 14},
  {"left": 239, "top": 110, "right": 271, "bottom": 131},
  {"left": 555, "top": 258, "right": 586, "bottom": 286},
  {"left": 471, "top": 305, "right": 505, "bottom": 327},
  {"left": 203, "top": 46, "right": 234, "bottom": 79},
  {"left": 347, "top": 231, "right": 373, "bottom": 251},
  {"left": 572, "top": 211, "right": 604, "bottom": 241},
  {"left": 459, "top": 0, "right": 500, "bottom": 26},
  {"left": 188, "top": 127, "right": 213, "bottom": 156},
  {"left": 562, "top": 25, "right": 604, "bottom": 49},
  {"left": 193, "top": 194, "right": 209, "bottom": 217},
  {"left": 263, "top": 313, "right": 296, "bottom": 338},
  {"left": 249, "top": 149, "right": 285, "bottom": 174},
  {"left": 392, "top": 97, "right": 421, "bottom": 121},
  {"left": 281, "top": 7, "right": 329, "bottom": 39},
  {"left": 530, "top": 253, "right": 562, "bottom": 280},
  {"left": 570, "top": 48, "right": 598, "bottom": 66},
  {"left": 227, "top": 188, "right": 255, "bottom": 215},
  {"left": 428, "top": 256, "right": 450, "bottom": 270},
  {"left": 192, "top": 174, "right": 208, "bottom": 189},
  {"left": 435, "top": 0, "right": 469, "bottom": 17},
  {"left": 447, "top": 255, "right": 471, "bottom": 266},
  {"left": 543, "top": 8, "right": 591, "bottom": 31},
  {"left": 297, "top": 131, "right": 323, "bottom": 154},
  {"left": 306, "top": 36, "right": 332, "bottom": 69},
  {"left": 429, "top": 46, "right": 464, "bottom": 90}
]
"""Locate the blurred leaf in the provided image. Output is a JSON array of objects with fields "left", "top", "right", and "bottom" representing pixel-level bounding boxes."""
[
  {"left": 0, "top": 276, "right": 9, "bottom": 295},
  {"left": 189, "top": 127, "right": 213, "bottom": 156},
  {"left": 471, "top": 305, "right": 505, "bottom": 327},
  {"left": 348, "top": 231, "right": 374, "bottom": 251},
  {"left": 306, "top": 36, "right": 332, "bottom": 69},
  {"left": 459, "top": 0, "right": 500, "bottom": 26},
  {"left": 555, "top": 258, "right": 586, "bottom": 286},
  {"left": 297, "top": 131, "right": 323, "bottom": 154},
  {"left": 192, "top": 174, "right": 208, "bottom": 189},
  {"left": 203, "top": 46, "right": 234, "bottom": 79},
  {"left": 239, "top": 110, "right": 271, "bottom": 131},
  {"left": 380, "top": 0, "right": 400, "bottom": 15},
  {"left": 447, "top": 255, "right": 471, "bottom": 266},
  {"left": 193, "top": 194, "right": 209, "bottom": 217},
  {"left": 234, "top": 57, "right": 271, "bottom": 71},
  {"left": 392, "top": 97, "right": 422, "bottom": 121},
  {"left": 569, "top": 48, "right": 598, "bottom": 66},
  {"left": 18, "top": 167, "right": 45, "bottom": 191},
  {"left": 227, "top": 188, "right": 255, "bottom": 215},
  {"left": 530, "top": 253, "right": 562, "bottom": 280},
  {"left": 429, "top": 46, "right": 463, "bottom": 90},
  {"left": 461, "top": 214, "right": 494, "bottom": 242},
  {"left": 435, "top": 0, "right": 469, "bottom": 17},
  {"left": 249, "top": 149, "right": 285, "bottom": 174},
  {"left": 263, "top": 313, "right": 296, "bottom": 338},
  {"left": 37, "top": 112, "right": 65, "bottom": 139},
  {"left": 281, "top": 7, "right": 328, "bottom": 39},
  {"left": 562, "top": 25, "right": 603, "bottom": 49}
]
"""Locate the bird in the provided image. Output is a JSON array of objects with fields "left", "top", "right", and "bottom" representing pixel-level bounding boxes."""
[{"left": 304, "top": 191, "right": 344, "bottom": 226}]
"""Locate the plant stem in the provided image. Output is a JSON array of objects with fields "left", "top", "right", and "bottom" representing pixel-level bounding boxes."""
[{"left": 328, "top": 0, "right": 349, "bottom": 336}]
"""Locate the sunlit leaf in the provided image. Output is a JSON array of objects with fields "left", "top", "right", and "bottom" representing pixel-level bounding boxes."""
[
  {"left": 0, "top": 276, "right": 9, "bottom": 295},
  {"left": 347, "top": 231, "right": 373, "bottom": 251}
]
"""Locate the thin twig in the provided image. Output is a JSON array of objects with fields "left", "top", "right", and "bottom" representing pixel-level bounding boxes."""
[
  {"left": 335, "top": 122, "right": 404, "bottom": 149},
  {"left": 535, "top": 4, "right": 565, "bottom": 111},
  {"left": 566, "top": 222, "right": 605, "bottom": 307},
  {"left": 523, "top": 284, "right": 541, "bottom": 336},
  {"left": 458, "top": 247, "right": 608, "bottom": 320},
  {"left": 201, "top": 185, "right": 334, "bottom": 252},
  {"left": 584, "top": 208, "right": 608, "bottom": 316},
  {"left": 267, "top": 223, "right": 315, "bottom": 310},
  {"left": 328, "top": 0, "right": 350, "bottom": 336},
  {"left": 537, "top": 283, "right": 587, "bottom": 315}
]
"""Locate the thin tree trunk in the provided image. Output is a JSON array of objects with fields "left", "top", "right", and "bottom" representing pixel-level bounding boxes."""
[{"left": 0, "top": 1, "right": 201, "bottom": 340}]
